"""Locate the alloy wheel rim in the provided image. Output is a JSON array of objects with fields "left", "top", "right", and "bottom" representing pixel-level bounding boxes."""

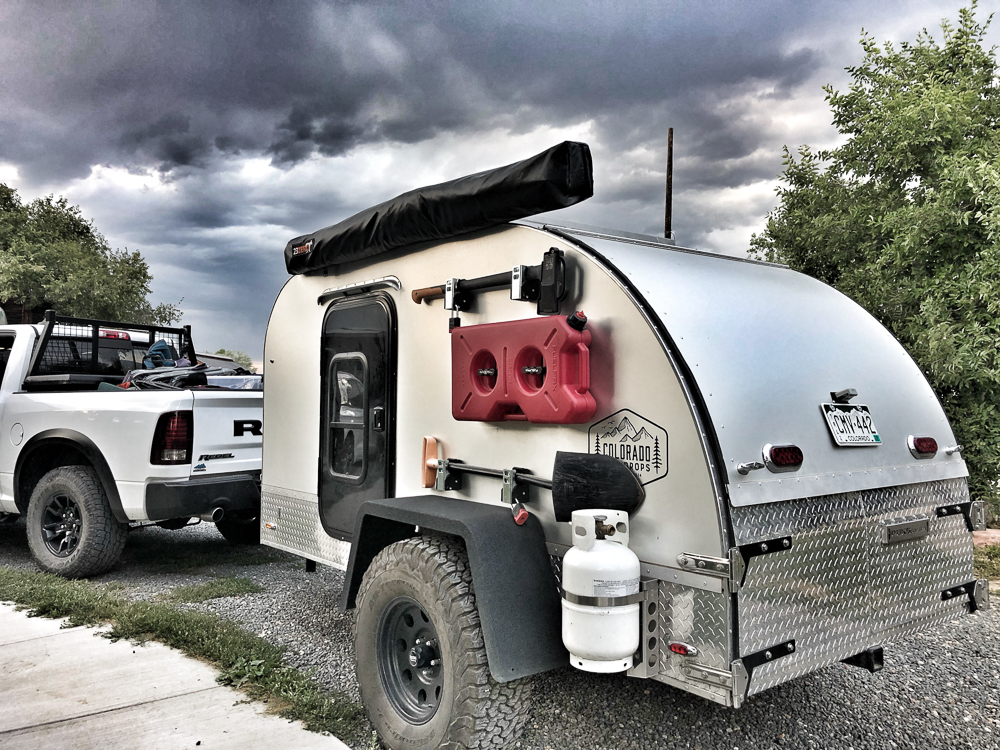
[{"left": 41, "top": 493, "right": 82, "bottom": 557}]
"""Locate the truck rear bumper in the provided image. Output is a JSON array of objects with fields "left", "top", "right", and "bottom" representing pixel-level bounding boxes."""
[{"left": 145, "top": 473, "right": 260, "bottom": 522}]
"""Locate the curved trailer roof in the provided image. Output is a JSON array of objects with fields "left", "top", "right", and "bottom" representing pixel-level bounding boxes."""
[{"left": 536, "top": 222, "right": 967, "bottom": 506}]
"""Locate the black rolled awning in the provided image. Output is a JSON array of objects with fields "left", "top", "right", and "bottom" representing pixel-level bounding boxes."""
[{"left": 283, "top": 141, "right": 593, "bottom": 275}]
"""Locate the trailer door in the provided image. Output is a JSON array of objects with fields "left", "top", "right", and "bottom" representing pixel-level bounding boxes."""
[{"left": 319, "top": 295, "right": 396, "bottom": 539}]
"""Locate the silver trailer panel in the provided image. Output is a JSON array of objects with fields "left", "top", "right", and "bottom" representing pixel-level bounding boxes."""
[{"left": 559, "top": 228, "right": 968, "bottom": 506}]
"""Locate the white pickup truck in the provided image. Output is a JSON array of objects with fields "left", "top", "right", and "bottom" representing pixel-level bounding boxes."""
[{"left": 0, "top": 312, "right": 263, "bottom": 578}]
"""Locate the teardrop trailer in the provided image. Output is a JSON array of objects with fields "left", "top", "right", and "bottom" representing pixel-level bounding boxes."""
[{"left": 260, "top": 142, "right": 988, "bottom": 749}]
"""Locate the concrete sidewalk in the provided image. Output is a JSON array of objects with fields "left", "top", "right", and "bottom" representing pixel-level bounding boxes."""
[{"left": 0, "top": 603, "right": 349, "bottom": 749}]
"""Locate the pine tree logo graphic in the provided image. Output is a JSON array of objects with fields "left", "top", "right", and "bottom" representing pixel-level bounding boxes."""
[{"left": 588, "top": 409, "right": 668, "bottom": 486}]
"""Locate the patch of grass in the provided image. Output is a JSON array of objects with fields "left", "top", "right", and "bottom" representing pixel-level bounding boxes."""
[
  {"left": 166, "top": 576, "right": 264, "bottom": 604},
  {"left": 974, "top": 544, "right": 1000, "bottom": 580},
  {"left": 0, "top": 567, "right": 364, "bottom": 741}
]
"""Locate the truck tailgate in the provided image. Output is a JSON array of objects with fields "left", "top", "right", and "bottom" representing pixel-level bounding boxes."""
[{"left": 190, "top": 390, "right": 263, "bottom": 477}]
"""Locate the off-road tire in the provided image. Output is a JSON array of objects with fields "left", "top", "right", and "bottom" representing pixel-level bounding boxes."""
[
  {"left": 215, "top": 512, "right": 261, "bottom": 545},
  {"left": 26, "top": 466, "right": 127, "bottom": 578},
  {"left": 354, "top": 535, "right": 532, "bottom": 750}
]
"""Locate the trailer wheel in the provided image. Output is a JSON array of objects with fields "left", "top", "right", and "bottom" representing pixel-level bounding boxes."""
[
  {"left": 25, "top": 466, "right": 127, "bottom": 579},
  {"left": 354, "top": 535, "right": 532, "bottom": 750},
  {"left": 215, "top": 512, "right": 260, "bottom": 546}
]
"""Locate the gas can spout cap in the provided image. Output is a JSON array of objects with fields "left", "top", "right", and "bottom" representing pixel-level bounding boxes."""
[{"left": 567, "top": 311, "right": 588, "bottom": 331}]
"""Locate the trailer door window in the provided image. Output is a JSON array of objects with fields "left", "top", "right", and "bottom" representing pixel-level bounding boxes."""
[
  {"left": 319, "top": 295, "right": 396, "bottom": 541},
  {"left": 328, "top": 354, "right": 367, "bottom": 478}
]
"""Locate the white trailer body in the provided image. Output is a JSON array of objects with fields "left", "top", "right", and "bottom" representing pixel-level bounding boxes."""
[{"left": 259, "top": 142, "right": 985, "bottom": 748}]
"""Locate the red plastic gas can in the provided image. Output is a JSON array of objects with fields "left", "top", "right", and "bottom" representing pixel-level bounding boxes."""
[{"left": 452, "top": 315, "right": 596, "bottom": 423}]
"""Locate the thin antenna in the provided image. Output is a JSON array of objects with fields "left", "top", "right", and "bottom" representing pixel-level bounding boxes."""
[{"left": 665, "top": 127, "right": 673, "bottom": 239}]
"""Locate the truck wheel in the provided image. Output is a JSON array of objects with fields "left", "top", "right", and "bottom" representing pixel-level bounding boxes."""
[
  {"left": 215, "top": 512, "right": 260, "bottom": 546},
  {"left": 25, "top": 466, "right": 127, "bottom": 578},
  {"left": 354, "top": 536, "right": 532, "bottom": 750}
]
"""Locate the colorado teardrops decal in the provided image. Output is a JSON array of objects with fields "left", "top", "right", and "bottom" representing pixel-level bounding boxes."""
[{"left": 588, "top": 409, "right": 668, "bottom": 485}]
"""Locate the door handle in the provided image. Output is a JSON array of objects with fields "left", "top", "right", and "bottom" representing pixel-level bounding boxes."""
[{"left": 372, "top": 406, "right": 385, "bottom": 432}]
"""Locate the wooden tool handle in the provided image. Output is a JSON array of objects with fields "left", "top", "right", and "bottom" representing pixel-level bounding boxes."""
[{"left": 411, "top": 285, "right": 445, "bottom": 304}]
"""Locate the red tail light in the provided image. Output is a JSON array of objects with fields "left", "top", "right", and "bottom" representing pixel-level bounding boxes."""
[
  {"left": 151, "top": 411, "right": 193, "bottom": 465},
  {"left": 763, "top": 443, "right": 803, "bottom": 472},
  {"left": 668, "top": 642, "right": 698, "bottom": 656},
  {"left": 908, "top": 435, "right": 938, "bottom": 458}
]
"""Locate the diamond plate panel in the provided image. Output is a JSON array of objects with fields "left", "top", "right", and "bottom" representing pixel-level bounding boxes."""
[
  {"left": 260, "top": 485, "right": 352, "bottom": 569},
  {"left": 656, "top": 581, "right": 731, "bottom": 702},
  {"left": 731, "top": 478, "right": 973, "bottom": 695}
]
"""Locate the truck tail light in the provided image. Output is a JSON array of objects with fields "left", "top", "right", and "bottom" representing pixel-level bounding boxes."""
[
  {"left": 151, "top": 411, "right": 193, "bottom": 464},
  {"left": 763, "top": 443, "right": 803, "bottom": 472},
  {"left": 907, "top": 435, "right": 938, "bottom": 458}
]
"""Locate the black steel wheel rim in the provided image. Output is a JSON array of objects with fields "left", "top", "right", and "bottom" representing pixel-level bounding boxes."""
[
  {"left": 377, "top": 596, "right": 443, "bottom": 724},
  {"left": 41, "top": 493, "right": 82, "bottom": 557}
]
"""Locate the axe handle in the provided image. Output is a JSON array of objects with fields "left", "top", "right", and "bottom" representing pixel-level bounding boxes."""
[{"left": 411, "top": 285, "right": 445, "bottom": 304}]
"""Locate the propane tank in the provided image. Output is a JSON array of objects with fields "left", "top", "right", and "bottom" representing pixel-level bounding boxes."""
[{"left": 561, "top": 509, "right": 641, "bottom": 673}]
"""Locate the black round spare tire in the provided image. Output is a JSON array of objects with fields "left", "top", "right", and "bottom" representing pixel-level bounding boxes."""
[
  {"left": 26, "top": 466, "right": 127, "bottom": 578},
  {"left": 354, "top": 535, "right": 531, "bottom": 750}
]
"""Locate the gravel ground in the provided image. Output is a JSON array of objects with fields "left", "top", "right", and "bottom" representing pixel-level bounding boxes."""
[{"left": 1, "top": 517, "right": 999, "bottom": 749}]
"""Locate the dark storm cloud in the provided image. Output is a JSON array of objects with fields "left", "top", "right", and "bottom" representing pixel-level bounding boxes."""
[
  {"left": 2, "top": 0, "right": 978, "bottom": 358},
  {"left": 1, "top": 0, "right": 826, "bottom": 185}
]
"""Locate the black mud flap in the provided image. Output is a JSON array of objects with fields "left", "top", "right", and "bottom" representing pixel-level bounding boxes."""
[{"left": 341, "top": 495, "right": 566, "bottom": 682}]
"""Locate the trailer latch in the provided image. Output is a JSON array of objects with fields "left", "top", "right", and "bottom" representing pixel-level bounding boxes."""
[
  {"left": 729, "top": 639, "right": 796, "bottom": 706},
  {"left": 677, "top": 537, "right": 792, "bottom": 590},
  {"left": 941, "top": 579, "right": 990, "bottom": 612},
  {"left": 433, "top": 459, "right": 464, "bottom": 492},
  {"left": 935, "top": 500, "right": 986, "bottom": 532}
]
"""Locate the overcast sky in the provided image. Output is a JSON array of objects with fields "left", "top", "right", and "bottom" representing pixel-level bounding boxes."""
[{"left": 0, "top": 1, "right": 993, "bottom": 364}]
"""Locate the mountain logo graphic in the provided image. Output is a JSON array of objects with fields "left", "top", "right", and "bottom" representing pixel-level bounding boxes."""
[{"left": 589, "top": 409, "right": 668, "bottom": 485}]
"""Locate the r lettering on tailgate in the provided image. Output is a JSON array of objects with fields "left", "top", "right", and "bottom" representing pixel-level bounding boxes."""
[{"left": 234, "top": 419, "right": 263, "bottom": 437}]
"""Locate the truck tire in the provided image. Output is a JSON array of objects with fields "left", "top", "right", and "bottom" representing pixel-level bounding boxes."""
[
  {"left": 215, "top": 512, "right": 260, "bottom": 546},
  {"left": 354, "top": 535, "right": 532, "bottom": 750},
  {"left": 25, "top": 466, "right": 127, "bottom": 579}
]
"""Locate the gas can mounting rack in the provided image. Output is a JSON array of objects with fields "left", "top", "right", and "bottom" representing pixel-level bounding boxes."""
[{"left": 411, "top": 247, "right": 568, "bottom": 327}]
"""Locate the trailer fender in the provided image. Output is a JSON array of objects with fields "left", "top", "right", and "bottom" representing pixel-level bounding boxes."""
[
  {"left": 341, "top": 495, "right": 566, "bottom": 682},
  {"left": 14, "top": 429, "right": 128, "bottom": 523}
]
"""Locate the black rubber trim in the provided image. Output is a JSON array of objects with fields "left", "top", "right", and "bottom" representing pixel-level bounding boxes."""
[
  {"left": 14, "top": 429, "right": 128, "bottom": 522},
  {"left": 144, "top": 472, "right": 261, "bottom": 521},
  {"left": 341, "top": 495, "right": 565, "bottom": 682}
]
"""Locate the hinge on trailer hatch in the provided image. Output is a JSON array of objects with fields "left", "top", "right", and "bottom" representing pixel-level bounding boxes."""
[
  {"left": 935, "top": 500, "right": 986, "bottom": 532},
  {"left": 678, "top": 536, "right": 792, "bottom": 591},
  {"left": 941, "top": 579, "right": 990, "bottom": 612}
]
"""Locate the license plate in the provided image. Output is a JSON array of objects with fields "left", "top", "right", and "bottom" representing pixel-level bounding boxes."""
[{"left": 820, "top": 403, "right": 881, "bottom": 446}]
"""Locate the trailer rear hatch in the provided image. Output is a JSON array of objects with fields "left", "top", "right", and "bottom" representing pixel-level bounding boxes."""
[{"left": 559, "top": 227, "right": 980, "bottom": 695}]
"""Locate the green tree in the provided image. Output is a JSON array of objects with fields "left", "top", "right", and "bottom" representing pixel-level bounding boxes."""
[
  {"left": 750, "top": 4, "right": 1000, "bottom": 515},
  {"left": 213, "top": 349, "right": 257, "bottom": 372},
  {"left": 0, "top": 183, "right": 179, "bottom": 324}
]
